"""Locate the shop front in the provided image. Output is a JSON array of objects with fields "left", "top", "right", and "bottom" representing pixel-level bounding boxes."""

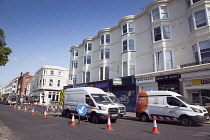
[
  {"left": 182, "top": 70, "right": 210, "bottom": 106},
  {"left": 110, "top": 76, "right": 136, "bottom": 112},
  {"left": 135, "top": 77, "right": 158, "bottom": 92},
  {"left": 155, "top": 74, "right": 180, "bottom": 94}
]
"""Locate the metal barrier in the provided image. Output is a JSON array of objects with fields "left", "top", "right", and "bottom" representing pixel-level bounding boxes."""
[{"left": 47, "top": 105, "right": 62, "bottom": 116}]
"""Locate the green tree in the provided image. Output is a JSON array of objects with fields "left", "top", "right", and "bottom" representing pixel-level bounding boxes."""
[{"left": 0, "top": 29, "right": 12, "bottom": 66}]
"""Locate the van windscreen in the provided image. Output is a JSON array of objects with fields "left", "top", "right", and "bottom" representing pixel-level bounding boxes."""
[
  {"left": 91, "top": 94, "right": 112, "bottom": 104},
  {"left": 177, "top": 96, "right": 193, "bottom": 105}
]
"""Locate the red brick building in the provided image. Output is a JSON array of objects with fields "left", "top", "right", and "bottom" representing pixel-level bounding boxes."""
[{"left": 16, "top": 72, "right": 33, "bottom": 97}]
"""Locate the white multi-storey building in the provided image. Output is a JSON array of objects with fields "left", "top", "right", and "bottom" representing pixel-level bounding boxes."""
[
  {"left": 69, "top": 0, "right": 210, "bottom": 109},
  {"left": 4, "top": 77, "right": 19, "bottom": 94},
  {"left": 30, "top": 65, "right": 69, "bottom": 106}
]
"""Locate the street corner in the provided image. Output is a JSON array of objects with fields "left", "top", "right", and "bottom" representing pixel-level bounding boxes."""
[{"left": 0, "top": 120, "right": 12, "bottom": 140}]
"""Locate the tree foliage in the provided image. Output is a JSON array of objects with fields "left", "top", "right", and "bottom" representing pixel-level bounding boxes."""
[{"left": 0, "top": 29, "right": 12, "bottom": 66}]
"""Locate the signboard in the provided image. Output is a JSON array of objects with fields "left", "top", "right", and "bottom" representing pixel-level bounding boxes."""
[
  {"left": 155, "top": 74, "right": 180, "bottom": 81},
  {"left": 76, "top": 105, "right": 87, "bottom": 115},
  {"left": 66, "top": 80, "right": 73, "bottom": 85},
  {"left": 192, "top": 79, "right": 210, "bottom": 85},
  {"left": 113, "top": 78, "right": 122, "bottom": 85},
  {"left": 136, "top": 77, "right": 155, "bottom": 84}
]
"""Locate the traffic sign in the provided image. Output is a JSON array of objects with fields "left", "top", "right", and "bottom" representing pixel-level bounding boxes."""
[{"left": 76, "top": 105, "right": 87, "bottom": 115}]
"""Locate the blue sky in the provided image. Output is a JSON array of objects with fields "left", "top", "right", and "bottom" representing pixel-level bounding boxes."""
[{"left": 0, "top": 0, "right": 153, "bottom": 86}]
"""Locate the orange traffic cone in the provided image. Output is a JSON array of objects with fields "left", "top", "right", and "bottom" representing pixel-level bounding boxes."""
[
  {"left": 14, "top": 105, "right": 16, "bottom": 109},
  {"left": 105, "top": 115, "right": 113, "bottom": 131},
  {"left": 151, "top": 116, "right": 160, "bottom": 134},
  {"left": 24, "top": 106, "right": 27, "bottom": 112},
  {"left": 43, "top": 110, "right": 47, "bottom": 118},
  {"left": 18, "top": 106, "right": 21, "bottom": 110},
  {"left": 70, "top": 113, "right": 76, "bottom": 125},
  {"left": 31, "top": 108, "right": 35, "bottom": 115}
]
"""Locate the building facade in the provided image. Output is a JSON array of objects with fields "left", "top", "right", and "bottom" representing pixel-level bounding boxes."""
[
  {"left": 69, "top": 0, "right": 210, "bottom": 109},
  {"left": 30, "top": 65, "right": 69, "bottom": 106},
  {"left": 4, "top": 77, "right": 19, "bottom": 94},
  {"left": 16, "top": 72, "right": 33, "bottom": 102}
]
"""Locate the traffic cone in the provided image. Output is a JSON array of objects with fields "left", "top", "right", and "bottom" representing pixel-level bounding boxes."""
[
  {"left": 31, "top": 108, "right": 35, "bottom": 115},
  {"left": 18, "top": 106, "right": 21, "bottom": 110},
  {"left": 105, "top": 115, "right": 113, "bottom": 131},
  {"left": 43, "top": 110, "right": 47, "bottom": 118},
  {"left": 24, "top": 106, "right": 27, "bottom": 112},
  {"left": 14, "top": 105, "right": 16, "bottom": 109},
  {"left": 70, "top": 113, "right": 76, "bottom": 125},
  {"left": 151, "top": 116, "right": 160, "bottom": 134}
]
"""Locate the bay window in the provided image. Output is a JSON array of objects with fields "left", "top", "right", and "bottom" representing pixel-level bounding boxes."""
[
  {"left": 101, "top": 34, "right": 110, "bottom": 44},
  {"left": 99, "top": 66, "right": 109, "bottom": 80},
  {"left": 122, "top": 39, "right": 135, "bottom": 52},
  {"left": 122, "top": 23, "right": 135, "bottom": 35},
  {"left": 153, "top": 25, "right": 171, "bottom": 42},
  {"left": 82, "top": 71, "right": 90, "bottom": 83},
  {"left": 100, "top": 49, "right": 110, "bottom": 59},
  {"left": 154, "top": 50, "right": 173, "bottom": 71},
  {"left": 123, "top": 61, "right": 135, "bottom": 77},
  {"left": 84, "top": 43, "right": 92, "bottom": 52},
  {"left": 151, "top": 7, "right": 169, "bottom": 22},
  {"left": 188, "top": 9, "right": 208, "bottom": 32},
  {"left": 192, "top": 40, "right": 210, "bottom": 62},
  {"left": 84, "top": 56, "right": 91, "bottom": 64}
]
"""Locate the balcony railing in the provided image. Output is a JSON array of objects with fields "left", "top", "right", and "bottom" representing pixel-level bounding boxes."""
[{"left": 180, "top": 59, "right": 210, "bottom": 68}]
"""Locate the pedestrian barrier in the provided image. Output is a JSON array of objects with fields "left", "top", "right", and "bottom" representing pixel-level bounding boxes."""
[
  {"left": 47, "top": 105, "right": 62, "bottom": 116},
  {"left": 151, "top": 116, "right": 160, "bottom": 134},
  {"left": 105, "top": 115, "right": 113, "bottom": 131},
  {"left": 70, "top": 113, "right": 76, "bottom": 126},
  {"left": 43, "top": 110, "right": 47, "bottom": 118}
]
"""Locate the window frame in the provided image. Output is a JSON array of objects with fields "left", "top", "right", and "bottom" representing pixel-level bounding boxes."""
[
  {"left": 154, "top": 50, "right": 173, "bottom": 72},
  {"left": 84, "top": 55, "right": 91, "bottom": 65},
  {"left": 151, "top": 6, "right": 169, "bottom": 22},
  {"left": 121, "top": 22, "right": 135, "bottom": 35},
  {"left": 153, "top": 25, "right": 171, "bottom": 42},
  {"left": 122, "top": 39, "right": 135, "bottom": 52},
  {"left": 84, "top": 42, "right": 92, "bottom": 52},
  {"left": 188, "top": 9, "right": 208, "bottom": 32}
]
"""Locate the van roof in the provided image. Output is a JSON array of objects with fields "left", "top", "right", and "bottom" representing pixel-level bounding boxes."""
[
  {"left": 141, "top": 91, "right": 181, "bottom": 96},
  {"left": 65, "top": 87, "right": 105, "bottom": 94}
]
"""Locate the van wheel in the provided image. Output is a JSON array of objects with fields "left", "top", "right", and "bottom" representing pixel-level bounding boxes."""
[
  {"left": 66, "top": 110, "right": 71, "bottom": 118},
  {"left": 140, "top": 113, "right": 149, "bottom": 122},
  {"left": 91, "top": 115, "right": 99, "bottom": 124},
  {"left": 180, "top": 116, "right": 192, "bottom": 126}
]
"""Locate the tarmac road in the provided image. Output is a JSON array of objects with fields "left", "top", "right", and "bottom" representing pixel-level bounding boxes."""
[{"left": 0, "top": 104, "right": 210, "bottom": 140}]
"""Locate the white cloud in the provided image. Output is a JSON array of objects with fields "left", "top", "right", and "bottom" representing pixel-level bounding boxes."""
[
  {"left": 12, "top": 57, "right": 19, "bottom": 61},
  {"left": 38, "top": 56, "right": 47, "bottom": 61}
]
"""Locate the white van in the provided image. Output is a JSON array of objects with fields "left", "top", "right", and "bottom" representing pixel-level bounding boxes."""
[
  {"left": 136, "top": 91, "right": 209, "bottom": 126},
  {"left": 63, "top": 87, "right": 120, "bottom": 123},
  {"left": 106, "top": 92, "right": 126, "bottom": 117}
]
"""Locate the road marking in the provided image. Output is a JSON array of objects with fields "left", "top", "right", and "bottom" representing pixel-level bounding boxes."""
[
  {"left": 192, "top": 132, "right": 210, "bottom": 137},
  {"left": 0, "top": 120, "right": 13, "bottom": 140}
]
